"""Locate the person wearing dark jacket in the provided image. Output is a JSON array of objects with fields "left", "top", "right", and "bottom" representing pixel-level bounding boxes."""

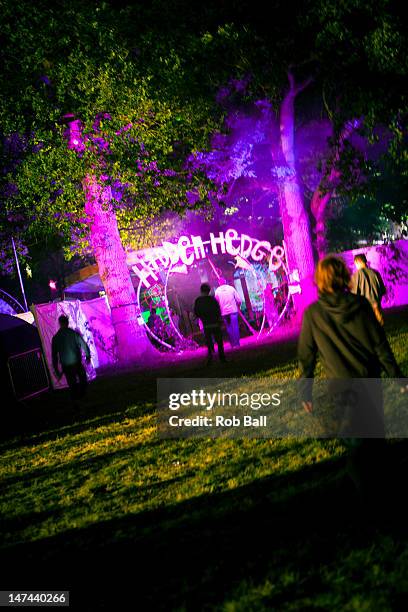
[
  {"left": 52, "top": 314, "right": 91, "bottom": 402},
  {"left": 298, "top": 255, "right": 405, "bottom": 504},
  {"left": 350, "top": 253, "right": 386, "bottom": 325},
  {"left": 298, "top": 255, "right": 403, "bottom": 437},
  {"left": 194, "top": 283, "right": 226, "bottom": 365}
]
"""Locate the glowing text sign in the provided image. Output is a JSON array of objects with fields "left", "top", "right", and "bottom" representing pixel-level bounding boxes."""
[{"left": 130, "top": 229, "right": 285, "bottom": 288}]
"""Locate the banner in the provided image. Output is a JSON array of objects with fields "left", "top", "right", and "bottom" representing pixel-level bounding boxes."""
[
  {"left": 80, "top": 296, "right": 117, "bottom": 368},
  {"left": 33, "top": 300, "right": 98, "bottom": 389}
]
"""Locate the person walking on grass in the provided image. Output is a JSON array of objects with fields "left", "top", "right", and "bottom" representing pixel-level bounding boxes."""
[
  {"left": 215, "top": 277, "right": 242, "bottom": 348},
  {"left": 298, "top": 255, "right": 405, "bottom": 503},
  {"left": 350, "top": 253, "right": 387, "bottom": 325},
  {"left": 52, "top": 314, "right": 91, "bottom": 406},
  {"left": 194, "top": 283, "right": 226, "bottom": 366}
]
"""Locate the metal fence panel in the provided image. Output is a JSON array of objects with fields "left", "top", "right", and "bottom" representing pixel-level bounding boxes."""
[{"left": 7, "top": 349, "right": 50, "bottom": 401}]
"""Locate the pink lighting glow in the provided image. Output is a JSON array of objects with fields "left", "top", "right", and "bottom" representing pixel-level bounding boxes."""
[
  {"left": 128, "top": 229, "right": 287, "bottom": 289},
  {"left": 63, "top": 117, "right": 85, "bottom": 153},
  {"left": 83, "top": 175, "right": 154, "bottom": 362},
  {"left": 132, "top": 228, "right": 293, "bottom": 352}
]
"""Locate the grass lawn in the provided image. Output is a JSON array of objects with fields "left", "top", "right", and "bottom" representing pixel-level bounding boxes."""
[{"left": 0, "top": 308, "right": 407, "bottom": 610}]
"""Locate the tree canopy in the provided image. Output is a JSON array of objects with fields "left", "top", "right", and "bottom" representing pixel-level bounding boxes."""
[
  {"left": 1, "top": 0, "right": 407, "bottom": 279},
  {"left": 0, "top": 0, "right": 222, "bottom": 273}
]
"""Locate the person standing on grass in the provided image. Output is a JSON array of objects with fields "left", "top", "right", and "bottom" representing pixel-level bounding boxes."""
[
  {"left": 350, "top": 253, "right": 387, "bottom": 325},
  {"left": 52, "top": 314, "right": 91, "bottom": 404},
  {"left": 297, "top": 255, "right": 405, "bottom": 501},
  {"left": 194, "top": 283, "right": 226, "bottom": 366},
  {"left": 215, "top": 277, "right": 242, "bottom": 348},
  {"left": 298, "top": 255, "right": 403, "bottom": 429}
]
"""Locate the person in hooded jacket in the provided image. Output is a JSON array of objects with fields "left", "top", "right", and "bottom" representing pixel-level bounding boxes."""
[
  {"left": 298, "top": 255, "right": 405, "bottom": 503},
  {"left": 298, "top": 255, "right": 403, "bottom": 434}
]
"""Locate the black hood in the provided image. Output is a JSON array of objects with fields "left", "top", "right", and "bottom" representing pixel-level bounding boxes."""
[{"left": 318, "top": 291, "right": 362, "bottom": 324}]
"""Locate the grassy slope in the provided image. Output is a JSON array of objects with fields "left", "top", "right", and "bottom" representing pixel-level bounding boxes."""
[{"left": 0, "top": 310, "right": 407, "bottom": 610}]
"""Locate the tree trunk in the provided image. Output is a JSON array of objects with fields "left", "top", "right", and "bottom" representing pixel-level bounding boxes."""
[
  {"left": 279, "top": 73, "right": 317, "bottom": 315},
  {"left": 83, "top": 175, "right": 155, "bottom": 363}
]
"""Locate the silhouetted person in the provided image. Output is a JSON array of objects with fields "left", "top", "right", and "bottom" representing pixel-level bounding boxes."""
[
  {"left": 170, "top": 308, "right": 181, "bottom": 333},
  {"left": 298, "top": 255, "right": 404, "bottom": 502},
  {"left": 194, "top": 283, "right": 226, "bottom": 365},
  {"left": 215, "top": 277, "right": 242, "bottom": 348},
  {"left": 52, "top": 314, "right": 91, "bottom": 405},
  {"left": 147, "top": 307, "right": 161, "bottom": 332},
  {"left": 147, "top": 307, "right": 165, "bottom": 350},
  {"left": 350, "top": 253, "right": 386, "bottom": 325},
  {"left": 264, "top": 282, "right": 278, "bottom": 329}
]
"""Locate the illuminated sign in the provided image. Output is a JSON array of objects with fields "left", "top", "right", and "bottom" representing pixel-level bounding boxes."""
[{"left": 129, "top": 229, "right": 285, "bottom": 288}]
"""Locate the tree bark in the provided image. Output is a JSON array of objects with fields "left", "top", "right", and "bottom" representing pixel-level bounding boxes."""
[
  {"left": 83, "top": 175, "right": 155, "bottom": 363},
  {"left": 279, "top": 72, "right": 317, "bottom": 315}
]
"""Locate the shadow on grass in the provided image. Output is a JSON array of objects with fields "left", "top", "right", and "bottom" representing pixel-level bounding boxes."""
[
  {"left": 0, "top": 403, "right": 154, "bottom": 453},
  {"left": 0, "top": 437, "right": 307, "bottom": 494},
  {"left": 0, "top": 383, "right": 157, "bottom": 451},
  {"left": 1, "top": 444, "right": 408, "bottom": 610}
]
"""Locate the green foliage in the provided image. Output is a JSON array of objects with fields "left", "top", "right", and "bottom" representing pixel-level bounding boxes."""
[{"left": 0, "top": 0, "right": 221, "bottom": 260}]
